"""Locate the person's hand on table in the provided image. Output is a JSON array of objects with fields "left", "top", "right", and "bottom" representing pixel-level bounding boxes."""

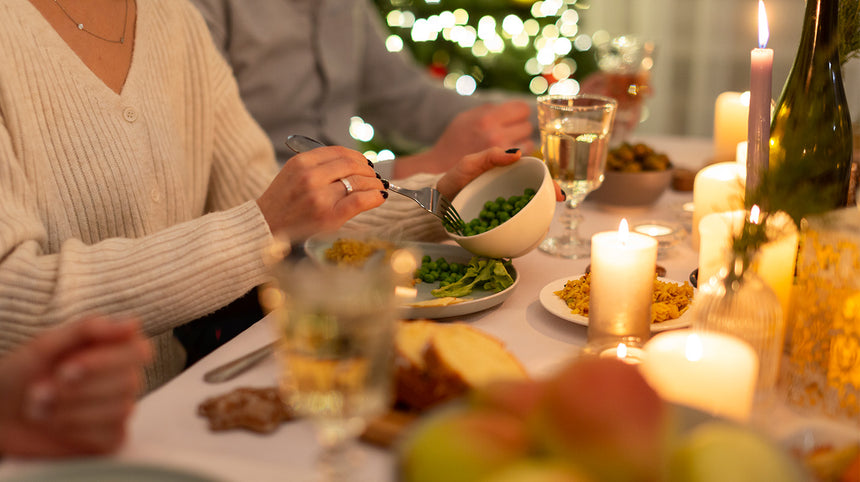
[
  {"left": 0, "top": 316, "right": 152, "bottom": 457},
  {"left": 435, "top": 147, "right": 565, "bottom": 201},
  {"left": 257, "top": 146, "right": 387, "bottom": 242},
  {"left": 393, "top": 101, "right": 536, "bottom": 178}
]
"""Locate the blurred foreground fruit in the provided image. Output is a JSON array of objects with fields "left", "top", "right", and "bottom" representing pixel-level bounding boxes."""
[
  {"left": 536, "top": 357, "right": 670, "bottom": 480},
  {"left": 399, "top": 409, "right": 530, "bottom": 482},
  {"left": 668, "top": 422, "right": 806, "bottom": 482}
]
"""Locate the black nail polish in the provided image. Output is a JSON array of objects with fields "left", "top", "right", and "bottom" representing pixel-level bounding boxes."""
[
  {"left": 376, "top": 173, "right": 381, "bottom": 179},
  {"left": 381, "top": 191, "right": 389, "bottom": 199},
  {"left": 382, "top": 179, "right": 390, "bottom": 189},
  {"left": 366, "top": 159, "right": 375, "bottom": 168},
  {"left": 505, "top": 148, "right": 520, "bottom": 154}
]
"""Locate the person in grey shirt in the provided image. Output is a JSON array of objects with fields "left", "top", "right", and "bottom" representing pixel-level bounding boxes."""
[{"left": 189, "top": 0, "right": 537, "bottom": 178}]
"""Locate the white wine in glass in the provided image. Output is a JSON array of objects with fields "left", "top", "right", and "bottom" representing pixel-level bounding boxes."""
[
  {"left": 538, "top": 94, "right": 617, "bottom": 258},
  {"left": 269, "top": 253, "right": 408, "bottom": 481}
]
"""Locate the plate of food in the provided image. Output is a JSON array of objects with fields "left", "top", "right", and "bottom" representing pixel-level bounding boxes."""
[
  {"left": 539, "top": 274, "right": 694, "bottom": 332},
  {"left": 304, "top": 236, "right": 518, "bottom": 319}
]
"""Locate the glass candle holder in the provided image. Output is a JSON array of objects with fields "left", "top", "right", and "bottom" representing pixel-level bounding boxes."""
[
  {"left": 691, "top": 256, "right": 784, "bottom": 412},
  {"left": 632, "top": 220, "right": 682, "bottom": 259}
]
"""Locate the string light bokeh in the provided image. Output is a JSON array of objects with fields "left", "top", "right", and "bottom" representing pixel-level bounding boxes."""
[{"left": 359, "top": 0, "right": 599, "bottom": 161}]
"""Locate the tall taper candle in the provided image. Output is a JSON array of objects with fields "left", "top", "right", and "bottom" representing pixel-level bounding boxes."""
[{"left": 746, "top": 0, "right": 773, "bottom": 199}]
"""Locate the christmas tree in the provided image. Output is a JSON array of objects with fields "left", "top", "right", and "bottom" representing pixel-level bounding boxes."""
[{"left": 358, "top": 0, "right": 598, "bottom": 157}]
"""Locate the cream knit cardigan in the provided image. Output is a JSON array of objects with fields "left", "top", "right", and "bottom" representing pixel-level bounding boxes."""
[{"left": 0, "top": 0, "right": 444, "bottom": 391}]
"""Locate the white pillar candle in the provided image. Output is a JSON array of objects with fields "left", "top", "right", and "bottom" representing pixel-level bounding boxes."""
[
  {"left": 748, "top": 209, "right": 799, "bottom": 318},
  {"left": 587, "top": 219, "right": 658, "bottom": 352},
  {"left": 713, "top": 91, "right": 750, "bottom": 164},
  {"left": 641, "top": 330, "right": 759, "bottom": 422},
  {"left": 697, "top": 210, "right": 746, "bottom": 286},
  {"left": 697, "top": 209, "right": 798, "bottom": 317},
  {"left": 691, "top": 162, "right": 746, "bottom": 248}
]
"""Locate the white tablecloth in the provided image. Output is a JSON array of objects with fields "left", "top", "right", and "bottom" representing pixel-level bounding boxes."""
[{"left": 0, "top": 136, "right": 721, "bottom": 481}]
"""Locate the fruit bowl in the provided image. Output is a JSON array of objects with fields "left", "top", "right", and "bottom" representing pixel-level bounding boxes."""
[{"left": 448, "top": 157, "right": 556, "bottom": 258}]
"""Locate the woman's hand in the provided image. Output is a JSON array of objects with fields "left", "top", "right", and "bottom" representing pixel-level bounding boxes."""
[
  {"left": 436, "top": 147, "right": 565, "bottom": 202},
  {"left": 0, "top": 316, "right": 152, "bottom": 457},
  {"left": 393, "top": 101, "right": 536, "bottom": 178},
  {"left": 256, "top": 146, "right": 386, "bottom": 242}
]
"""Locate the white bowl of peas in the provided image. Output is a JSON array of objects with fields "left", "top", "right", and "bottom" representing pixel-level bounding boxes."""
[{"left": 447, "top": 156, "right": 556, "bottom": 258}]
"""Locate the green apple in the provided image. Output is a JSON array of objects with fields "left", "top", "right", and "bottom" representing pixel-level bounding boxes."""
[
  {"left": 482, "top": 458, "right": 595, "bottom": 482},
  {"left": 400, "top": 408, "right": 531, "bottom": 482},
  {"left": 668, "top": 422, "right": 806, "bottom": 482}
]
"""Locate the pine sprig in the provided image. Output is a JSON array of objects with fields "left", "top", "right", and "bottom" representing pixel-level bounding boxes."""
[
  {"left": 730, "top": 156, "right": 843, "bottom": 264},
  {"left": 840, "top": 0, "right": 860, "bottom": 65}
]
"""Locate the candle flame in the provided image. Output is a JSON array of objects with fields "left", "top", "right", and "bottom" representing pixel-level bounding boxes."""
[
  {"left": 685, "top": 334, "right": 703, "bottom": 362},
  {"left": 616, "top": 343, "right": 627, "bottom": 358},
  {"left": 749, "top": 205, "right": 761, "bottom": 224},
  {"left": 618, "top": 218, "right": 629, "bottom": 244},
  {"left": 758, "top": 0, "right": 769, "bottom": 48},
  {"left": 739, "top": 91, "right": 751, "bottom": 106}
]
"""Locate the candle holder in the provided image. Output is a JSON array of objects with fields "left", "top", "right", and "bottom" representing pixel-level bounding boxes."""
[{"left": 632, "top": 220, "right": 682, "bottom": 259}]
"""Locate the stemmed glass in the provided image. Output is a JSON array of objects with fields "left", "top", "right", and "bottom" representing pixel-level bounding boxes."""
[
  {"left": 538, "top": 94, "right": 617, "bottom": 258},
  {"left": 594, "top": 35, "right": 655, "bottom": 146},
  {"left": 267, "top": 250, "right": 415, "bottom": 481}
]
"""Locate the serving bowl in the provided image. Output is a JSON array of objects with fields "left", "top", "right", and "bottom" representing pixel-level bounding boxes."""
[
  {"left": 587, "top": 141, "right": 673, "bottom": 208},
  {"left": 448, "top": 157, "right": 556, "bottom": 258},
  {"left": 587, "top": 169, "right": 673, "bottom": 208}
]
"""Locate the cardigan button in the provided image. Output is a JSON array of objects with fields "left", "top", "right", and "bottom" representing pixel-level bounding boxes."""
[{"left": 123, "top": 107, "right": 139, "bottom": 123}]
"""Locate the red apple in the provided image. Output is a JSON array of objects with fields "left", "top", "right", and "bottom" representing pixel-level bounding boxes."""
[{"left": 534, "top": 357, "right": 670, "bottom": 481}]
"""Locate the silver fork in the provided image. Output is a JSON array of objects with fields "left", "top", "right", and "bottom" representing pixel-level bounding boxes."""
[{"left": 285, "top": 135, "right": 466, "bottom": 235}]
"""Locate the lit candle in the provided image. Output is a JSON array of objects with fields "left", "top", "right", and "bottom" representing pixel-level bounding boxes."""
[
  {"left": 697, "top": 210, "right": 746, "bottom": 286},
  {"left": 752, "top": 211, "right": 798, "bottom": 318},
  {"left": 641, "top": 330, "right": 759, "bottom": 422},
  {"left": 587, "top": 219, "right": 658, "bottom": 352},
  {"left": 697, "top": 208, "right": 798, "bottom": 316},
  {"left": 713, "top": 91, "right": 750, "bottom": 164},
  {"left": 691, "top": 162, "right": 746, "bottom": 248},
  {"left": 633, "top": 224, "right": 673, "bottom": 237},
  {"left": 599, "top": 343, "right": 644, "bottom": 365},
  {"left": 746, "top": 0, "right": 773, "bottom": 197}
]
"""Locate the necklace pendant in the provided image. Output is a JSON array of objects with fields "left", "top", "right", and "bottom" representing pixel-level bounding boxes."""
[{"left": 77, "top": 23, "right": 84, "bottom": 30}]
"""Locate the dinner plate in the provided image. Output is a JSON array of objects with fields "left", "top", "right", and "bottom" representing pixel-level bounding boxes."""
[
  {"left": 538, "top": 276, "right": 691, "bottom": 332},
  {"left": 303, "top": 236, "right": 518, "bottom": 319},
  {"left": 3, "top": 460, "right": 218, "bottom": 482}
]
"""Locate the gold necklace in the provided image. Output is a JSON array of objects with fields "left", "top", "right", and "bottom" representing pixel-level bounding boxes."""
[{"left": 52, "top": 0, "right": 129, "bottom": 44}]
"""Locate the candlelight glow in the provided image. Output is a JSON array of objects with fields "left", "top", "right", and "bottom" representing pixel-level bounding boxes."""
[
  {"left": 616, "top": 343, "right": 627, "bottom": 358},
  {"left": 758, "top": 0, "right": 769, "bottom": 48},
  {"left": 685, "top": 334, "right": 703, "bottom": 362},
  {"left": 749, "top": 204, "right": 761, "bottom": 224},
  {"left": 618, "top": 218, "right": 629, "bottom": 244}
]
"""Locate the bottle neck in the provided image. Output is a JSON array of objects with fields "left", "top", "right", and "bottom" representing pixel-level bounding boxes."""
[{"left": 799, "top": 0, "right": 839, "bottom": 63}]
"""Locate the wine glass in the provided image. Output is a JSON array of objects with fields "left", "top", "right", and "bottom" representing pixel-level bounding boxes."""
[
  {"left": 267, "top": 250, "right": 416, "bottom": 481},
  {"left": 593, "top": 35, "right": 655, "bottom": 146},
  {"left": 537, "top": 94, "right": 618, "bottom": 258}
]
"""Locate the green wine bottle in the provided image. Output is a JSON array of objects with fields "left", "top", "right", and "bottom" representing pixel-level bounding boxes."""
[{"left": 769, "top": 0, "right": 852, "bottom": 208}]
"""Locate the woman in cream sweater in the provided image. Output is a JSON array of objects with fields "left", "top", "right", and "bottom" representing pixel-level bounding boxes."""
[{"left": 0, "top": 0, "right": 531, "bottom": 391}]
